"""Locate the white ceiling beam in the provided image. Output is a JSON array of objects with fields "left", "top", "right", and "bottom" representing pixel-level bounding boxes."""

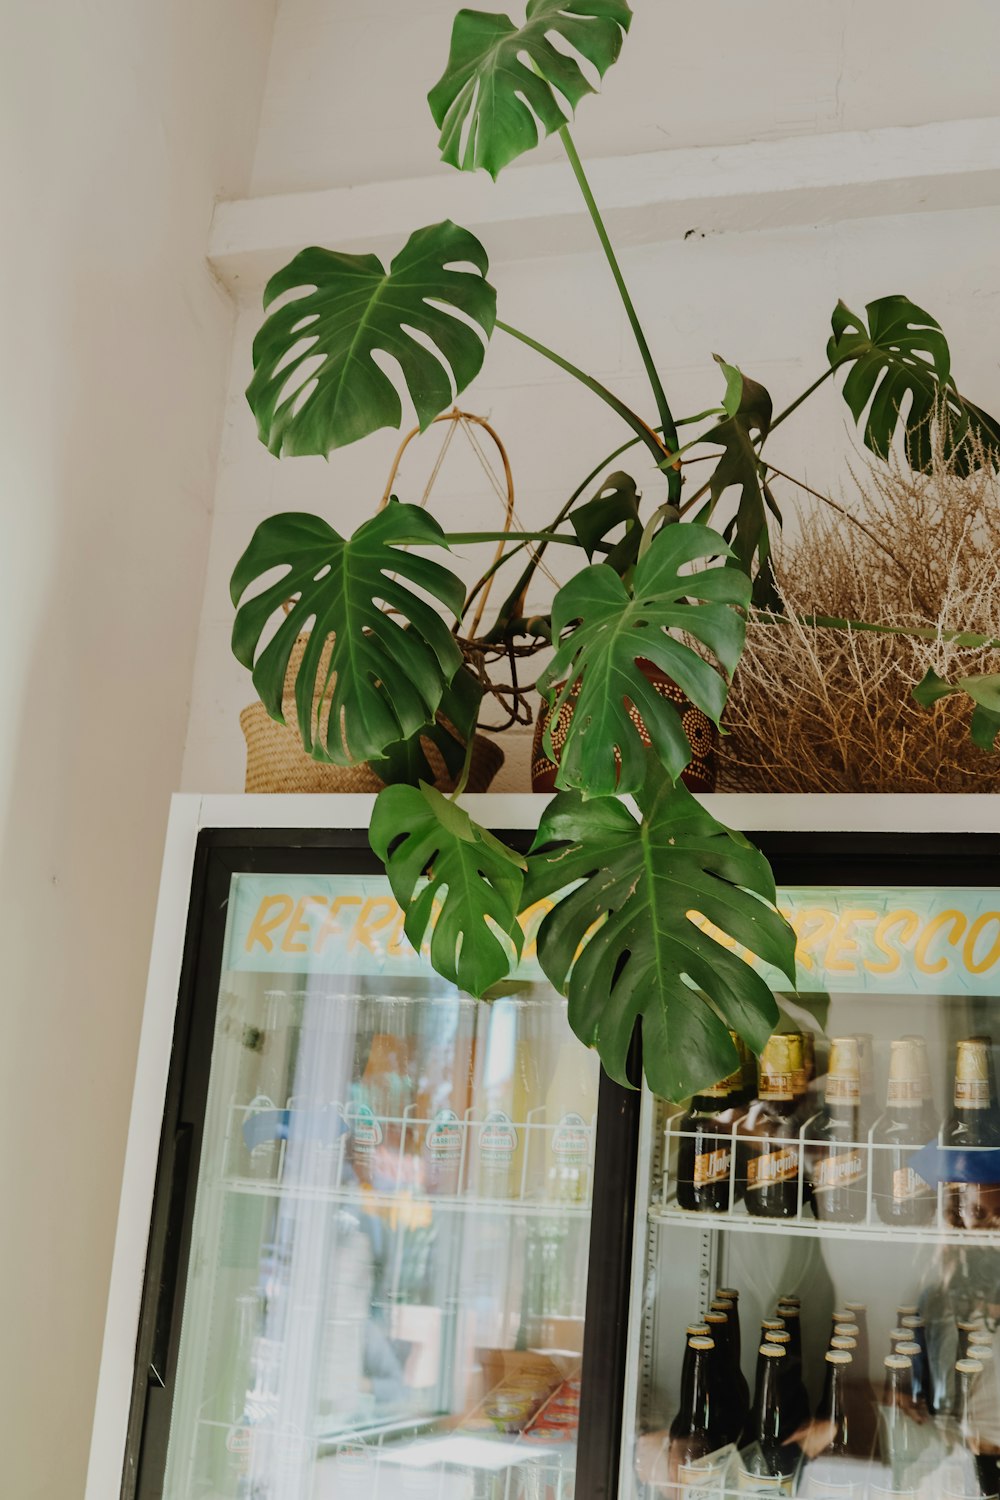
[{"left": 210, "top": 117, "right": 1000, "bottom": 295}]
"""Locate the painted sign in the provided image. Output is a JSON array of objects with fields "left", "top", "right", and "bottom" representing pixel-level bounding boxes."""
[{"left": 223, "top": 874, "right": 1000, "bottom": 996}]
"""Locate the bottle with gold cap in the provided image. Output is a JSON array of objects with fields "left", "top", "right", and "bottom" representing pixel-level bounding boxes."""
[
  {"left": 810, "top": 1037, "right": 867, "bottom": 1223},
  {"left": 666, "top": 1334, "right": 727, "bottom": 1484},
  {"left": 675, "top": 1033, "right": 745, "bottom": 1212},
  {"left": 873, "top": 1039, "right": 935, "bottom": 1226},
  {"left": 739, "top": 1343, "right": 800, "bottom": 1492},
  {"left": 944, "top": 1038, "right": 1000, "bottom": 1230},
  {"left": 900, "top": 1034, "right": 936, "bottom": 1136},
  {"left": 738, "top": 1034, "right": 802, "bottom": 1219}
]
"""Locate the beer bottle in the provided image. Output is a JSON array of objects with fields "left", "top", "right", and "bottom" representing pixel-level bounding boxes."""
[
  {"left": 955, "top": 1357, "right": 999, "bottom": 1499},
  {"left": 894, "top": 1342, "right": 931, "bottom": 1420},
  {"left": 855, "top": 1032, "right": 877, "bottom": 1131},
  {"left": 706, "top": 1310, "right": 749, "bottom": 1442},
  {"left": 879, "top": 1354, "right": 921, "bottom": 1489},
  {"left": 710, "top": 1294, "right": 751, "bottom": 1432},
  {"left": 873, "top": 1040, "right": 936, "bottom": 1226},
  {"left": 845, "top": 1303, "right": 871, "bottom": 1374},
  {"left": 676, "top": 1042, "right": 744, "bottom": 1212},
  {"left": 807, "top": 1349, "right": 869, "bottom": 1491},
  {"left": 901, "top": 1034, "right": 937, "bottom": 1137},
  {"left": 811, "top": 1037, "right": 867, "bottom": 1223},
  {"left": 945, "top": 1039, "right": 1000, "bottom": 1230},
  {"left": 899, "top": 1316, "right": 934, "bottom": 1414},
  {"left": 896, "top": 1303, "right": 918, "bottom": 1324},
  {"left": 739, "top": 1035, "right": 802, "bottom": 1219},
  {"left": 667, "top": 1335, "right": 726, "bottom": 1482},
  {"left": 959, "top": 1318, "right": 988, "bottom": 1361},
  {"left": 740, "top": 1343, "right": 799, "bottom": 1491},
  {"left": 765, "top": 1330, "right": 810, "bottom": 1435}
]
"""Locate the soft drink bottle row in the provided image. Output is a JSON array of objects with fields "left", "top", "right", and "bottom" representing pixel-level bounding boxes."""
[
  {"left": 640, "top": 1288, "right": 1000, "bottom": 1497},
  {"left": 675, "top": 1032, "right": 1000, "bottom": 1230}
]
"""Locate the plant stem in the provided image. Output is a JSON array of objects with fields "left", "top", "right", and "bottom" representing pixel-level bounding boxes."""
[
  {"left": 752, "top": 608, "right": 1000, "bottom": 652},
  {"left": 558, "top": 125, "right": 680, "bottom": 499},
  {"left": 496, "top": 320, "right": 671, "bottom": 472},
  {"left": 769, "top": 367, "right": 836, "bottom": 432},
  {"left": 444, "top": 529, "right": 588, "bottom": 545}
]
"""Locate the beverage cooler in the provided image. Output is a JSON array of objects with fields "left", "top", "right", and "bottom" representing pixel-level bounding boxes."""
[{"left": 86, "top": 796, "right": 1000, "bottom": 1500}]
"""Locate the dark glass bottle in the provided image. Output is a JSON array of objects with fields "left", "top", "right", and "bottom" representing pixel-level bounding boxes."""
[
  {"left": 894, "top": 1342, "right": 931, "bottom": 1422},
  {"left": 707, "top": 1302, "right": 750, "bottom": 1440},
  {"left": 956, "top": 1356, "right": 1000, "bottom": 1499},
  {"left": 945, "top": 1039, "right": 1000, "bottom": 1231},
  {"left": 874, "top": 1039, "right": 936, "bottom": 1226},
  {"left": 811, "top": 1037, "right": 867, "bottom": 1223},
  {"left": 739, "top": 1035, "right": 802, "bottom": 1219},
  {"left": 676, "top": 1045, "right": 744, "bottom": 1212},
  {"left": 667, "top": 1336, "right": 727, "bottom": 1485},
  {"left": 899, "top": 1316, "right": 935, "bottom": 1414},
  {"left": 764, "top": 1330, "right": 810, "bottom": 1436},
  {"left": 806, "top": 1349, "right": 871, "bottom": 1492},
  {"left": 740, "top": 1343, "right": 799, "bottom": 1491}
]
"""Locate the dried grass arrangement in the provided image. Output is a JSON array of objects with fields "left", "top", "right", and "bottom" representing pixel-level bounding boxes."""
[{"left": 718, "top": 432, "right": 1000, "bottom": 792}]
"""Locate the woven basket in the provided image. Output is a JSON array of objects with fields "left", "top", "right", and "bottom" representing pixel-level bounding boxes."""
[{"left": 240, "top": 634, "right": 504, "bottom": 794}]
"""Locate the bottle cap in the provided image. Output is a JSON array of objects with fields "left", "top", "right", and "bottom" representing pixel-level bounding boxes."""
[
  {"left": 686, "top": 1324, "right": 710, "bottom": 1337},
  {"left": 765, "top": 1331, "right": 791, "bottom": 1346},
  {"left": 897, "top": 1305, "right": 918, "bottom": 1317},
  {"left": 957, "top": 1358, "right": 984, "bottom": 1376},
  {"left": 705, "top": 1313, "right": 728, "bottom": 1330},
  {"left": 844, "top": 1302, "right": 867, "bottom": 1314},
  {"left": 958, "top": 1319, "right": 985, "bottom": 1333},
  {"left": 895, "top": 1342, "right": 921, "bottom": 1358},
  {"left": 759, "top": 1343, "right": 786, "bottom": 1359},
  {"left": 969, "top": 1331, "right": 993, "bottom": 1346},
  {"left": 831, "top": 1337, "right": 857, "bottom": 1352},
  {"left": 711, "top": 1299, "right": 734, "bottom": 1312},
  {"left": 778, "top": 1294, "right": 801, "bottom": 1307},
  {"left": 761, "top": 1318, "right": 786, "bottom": 1331},
  {"left": 889, "top": 1328, "right": 910, "bottom": 1343},
  {"left": 901, "top": 1316, "right": 925, "bottom": 1330},
  {"left": 884, "top": 1355, "right": 911, "bottom": 1370},
  {"left": 776, "top": 1306, "right": 800, "bottom": 1321},
  {"left": 834, "top": 1323, "right": 860, "bottom": 1339},
  {"left": 825, "top": 1350, "right": 852, "bottom": 1365},
  {"left": 689, "top": 1336, "right": 715, "bottom": 1350},
  {"left": 832, "top": 1309, "right": 853, "bottom": 1323},
  {"left": 716, "top": 1287, "right": 740, "bottom": 1300}
]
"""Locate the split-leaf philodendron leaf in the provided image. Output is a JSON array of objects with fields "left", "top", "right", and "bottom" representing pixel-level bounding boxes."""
[
  {"left": 523, "top": 774, "right": 797, "bottom": 1100},
  {"left": 231, "top": 503, "right": 465, "bottom": 764},
  {"left": 428, "top": 0, "right": 632, "bottom": 178},
  {"left": 370, "top": 665, "right": 483, "bottom": 787},
  {"left": 828, "top": 295, "right": 1000, "bottom": 475},
  {"left": 570, "top": 470, "right": 642, "bottom": 574},
  {"left": 247, "top": 222, "right": 496, "bottom": 456},
  {"left": 538, "top": 524, "right": 748, "bottom": 796},
  {"left": 370, "top": 783, "right": 526, "bottom": 994},
  {"left": 701, "top": 357, "right": 782, "bottom": 609}
]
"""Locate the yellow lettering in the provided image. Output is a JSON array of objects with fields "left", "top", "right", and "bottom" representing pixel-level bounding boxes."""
[
  {"left": 280, "top": 896, "right": 317, "bottom": 953},
  {"left": 314, "top": 895, "right": 363, "bottom": 954},
  {"left": 244, "top": 894, "right": 294, "bottom": 954},
  {"left": 790, "top": 907, "right": 837, "bottom": 973},
  {"left": 963, "top": 912, "right": 1000, "bottom": 975},
  {"left": 825, "top": 908, "right": 877, "bottom": 973},
  {"left": 865, "top": 909, "right": 918, "bottom": 975},
  {"left": 914, "top": 909, "right": 967, "bottom": 975},
  {"left": 349, "top": 897, "right": 400, "bottom": 954}
]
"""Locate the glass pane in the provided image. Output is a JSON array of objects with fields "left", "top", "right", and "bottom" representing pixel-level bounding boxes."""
[
  {"left": 162, "top": 874, "right": 597, "bottom": 1499},
  {"left": 626, "top": 886, "right": 1000, "bottom": 1500}
]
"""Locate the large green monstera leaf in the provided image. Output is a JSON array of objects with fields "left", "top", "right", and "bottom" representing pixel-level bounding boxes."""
[
  {"left": 370, "top": 783, "right": 525, "bottom": 993},
  {"left": 428, "top": 1, "right": 632, "bottom": 178},
  {"left": 246, "top": 222, "right": 496, "bottom": 456},
  {"left": 828, "top": 295, "right": 1000, "bottom": 474},
  {"left": 231, "top": 503, "right": 465, "bottom": 764},
  {"left": 523, "top": 775, "right": 797, "bottom": 1100},
  {"left": 538, "top": 524, "right": 748, "bottom": 796},
  {"left": 371, "top": 665, "right": 483, "bottom": 786},
  {"left": 701, "top": 359, "right": 782, "bottom": 609}
]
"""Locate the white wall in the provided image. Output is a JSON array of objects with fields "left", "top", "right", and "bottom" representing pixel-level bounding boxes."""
[{"left": 0, "top": 3, "right": 274, "bottom": 1494}]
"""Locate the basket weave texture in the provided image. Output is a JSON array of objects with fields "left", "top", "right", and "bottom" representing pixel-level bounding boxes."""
[{"left": 240, "top": 634, "right": 503, "bottom": 794}]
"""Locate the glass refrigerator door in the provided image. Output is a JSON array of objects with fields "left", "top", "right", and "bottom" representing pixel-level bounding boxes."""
[
  {"left": 624, "top": 883, "right": 1000, "bottom": 1500},
  {"left": 158, "top": 873, "right": 597, "bottom": 1500}
]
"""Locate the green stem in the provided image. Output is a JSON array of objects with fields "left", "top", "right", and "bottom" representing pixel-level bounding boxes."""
[
  {"left": 444, "top": 529, "right": 589, "bottom": 545},
  {"left": 752, "top": 609, "right": 1000, "bottom": 652},
  {"left": 559, "top": 125, "right": 680, "bottom": 497},
  {"left": 496, "top": 320, "right": 671, "bottom": 473},
  {"left": 769, "top": 367, "right": 836, "bottom": 432}
]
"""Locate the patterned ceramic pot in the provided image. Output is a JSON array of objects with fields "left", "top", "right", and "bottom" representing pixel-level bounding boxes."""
[{"left": 530, "top": 658, "right": 717, "bottom": 793}]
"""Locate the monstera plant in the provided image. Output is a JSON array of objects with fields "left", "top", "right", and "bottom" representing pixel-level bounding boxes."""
[{"left": 231, "top": 1, "right": 1000, "bottom": 1100}]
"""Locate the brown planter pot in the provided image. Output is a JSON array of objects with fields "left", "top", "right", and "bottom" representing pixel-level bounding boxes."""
[{"left": 530, "top": 659, "right": 717, "bottom": 794}]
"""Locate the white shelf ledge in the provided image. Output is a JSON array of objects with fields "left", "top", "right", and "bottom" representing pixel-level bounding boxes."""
[
  {"left": 209, "top": 117, "right": 1000, "bottom": 294},
  {"left": 650, "top": 1202, "right": 1000, "bottom": 1247}
]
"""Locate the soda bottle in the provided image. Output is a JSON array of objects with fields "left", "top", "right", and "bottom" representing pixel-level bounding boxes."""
[
  {"left": 873, "top": 1039, "right": 936, "bottom": 1226},
  {"left": 676, "top": 1041, "right": 744, "bottom": 1212},
  {"left": 739, "top": 1036, "right": 802, "bottom": 1219},
  {"left": 667, "top": 1335, "right": 727, "bottom": 1486},
  {"left": 739, "top": 1343, "right": 799, "bottom": 1493},
  {"left": 944, "top": 1039, "right": 1000, "bottom": 1231},
  {"left": 811, "top": 1037, "right": 867, "bottom": 1223}
]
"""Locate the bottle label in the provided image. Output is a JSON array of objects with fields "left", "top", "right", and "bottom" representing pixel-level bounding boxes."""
[
  {"left": 826, "top": 1075, "right": 861, "bottom": 1105},
  {"left": 747, "top": 1146, "right": 798, "bottom": 1187},
  {"left": 738, "top": 1469, "right": 794, "bottom": 1495},
  {"left": 349, "top": 1104, "right": 383, "bottom": 1156},
  {"left": 552, "top": 1111, "right": 590, "bottom": 1167},
  {"left": 479, "top": 1110, "right": 517, "bottom": 1163},
  {"left": 703, "top": 1068, "right": 741, "bottom": 1099},
  {"left": 887, "top": 1078, "right": 923, "bottom": 1107},
  {"left": 955, "top": 1079, "right": 990, "bottom": 1109},
  {"left": 758, "top": 1072, "right": 794, "bottom": 1102},
  {"left": 893, "top": 1165, "right": 933, "bottom": 1203},
  {"left": 425, "top": 1109, "right": 462, "bottom": 1162},
  {"left": 693, "top": 1145, "right": 731, "bottom": 1187},
  {"left": 226, "top": 1421, "right": 253, "bottom": 1477},
  {"left": 813, "top": 1149, "right": 864, "bottom": 1192}
]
